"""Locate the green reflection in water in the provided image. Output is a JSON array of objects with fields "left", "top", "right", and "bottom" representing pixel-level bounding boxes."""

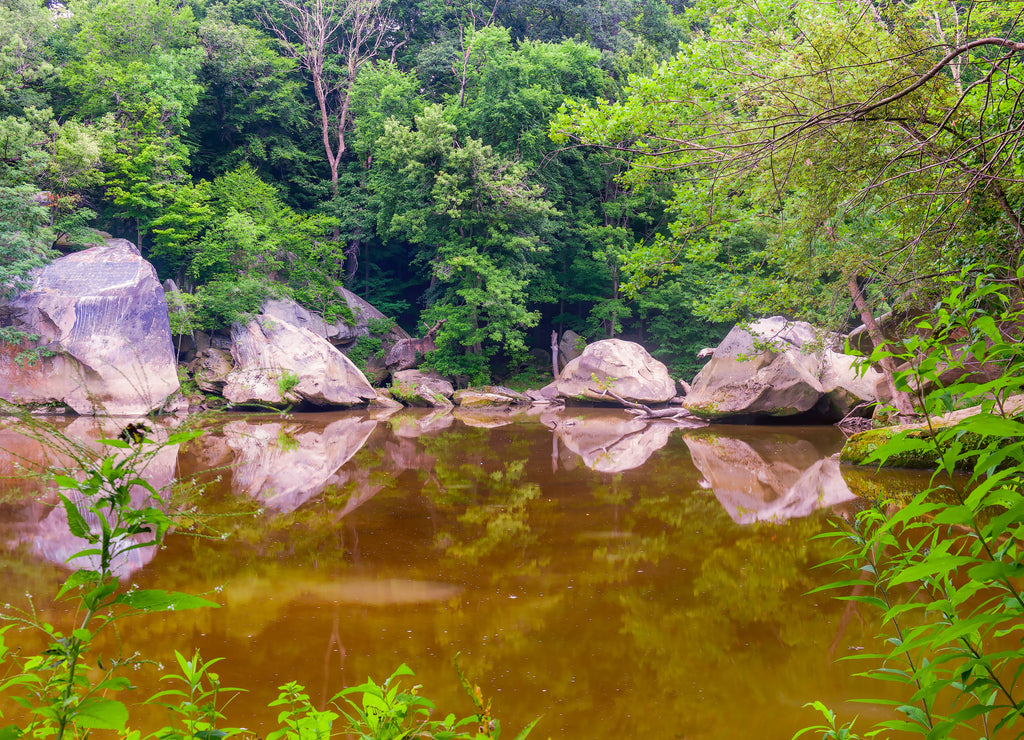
[{"left": 0, "top": 410, "right": 927, "bottom": 739}]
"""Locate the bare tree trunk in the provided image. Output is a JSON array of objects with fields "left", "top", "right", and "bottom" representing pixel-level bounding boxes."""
[
  {"left": 551, "top": 330, "right": 559, "bottom": 378},
  {"left": 847, "top": 275, "right": 916, "bottom": 417}
]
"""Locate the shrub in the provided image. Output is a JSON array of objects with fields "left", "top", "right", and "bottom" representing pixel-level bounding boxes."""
[{"left": 800, "top": 265, "right": 1024, "bottom": 739}]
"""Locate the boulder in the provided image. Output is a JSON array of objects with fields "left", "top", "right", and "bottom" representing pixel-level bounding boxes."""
[
  {"left": 683, "top": 317, "right": 881, "bottom": 421},
  {"left": 262, "top": 291, "right": 409, "bottom": 347},
  {"left": 0, "top": 239, "right": 179, "bottom": 415},
  {"left": 557, "top": 329, "right": 584, "bottom": 371},
  {"left": 222, "top": 315, "right": 376, "bottom": 407},
  {"left": 454, "top": 386, "right": 531, "bottom": 409},
  {"left": 391, "top": 370, "right": 454, "bottom": 408},
  {"left": 555, "top": 339, "right": 676, "bottom": 405},
  {"left": 384, "top": 336, "right": 436, "bottom": 374},
  {"left": 188, "top": 348, "right": 233, "bottom": 393}
]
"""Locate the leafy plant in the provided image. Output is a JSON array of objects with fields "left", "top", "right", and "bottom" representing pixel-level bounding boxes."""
[
  {"left": 0, "top": 417, "right": 215, "bottom": 740},
  {"left": 276, "top": 369, "right": 301, "bottom": 399},
  {"left": 801, "top": 265, "right": 1024, "bottom": 739}
]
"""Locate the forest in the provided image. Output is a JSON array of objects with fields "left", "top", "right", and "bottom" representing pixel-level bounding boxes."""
[{"left": 1, "top": 0, "right": 1022, "bottom": 384}]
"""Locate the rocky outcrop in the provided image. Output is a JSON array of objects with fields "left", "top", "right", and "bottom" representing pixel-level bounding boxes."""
[
  {"left": 262, "top": 291, "right": 409, "bottom": 347},
  {"left": 454, "top": 386, "right": 531, "bottom": 409},
  {"left": 391, "top": 370, "right": 454, "bottom": 408},
  {"left": 0, "top": 239, "right": 179, "bottom": 415},
  {"left": 222, "top": 315, "right": 376, "bottom": 407},
  {"left": 684, "top": 317, "right": 881, "bottom": 421},
  {"left": 555, "top": 339, "right": 676, "bottom": 405}
]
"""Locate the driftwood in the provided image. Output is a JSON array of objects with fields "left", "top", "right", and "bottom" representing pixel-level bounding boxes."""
[{"left": 598, "top": 388, "right": 697, "bottom": 421}]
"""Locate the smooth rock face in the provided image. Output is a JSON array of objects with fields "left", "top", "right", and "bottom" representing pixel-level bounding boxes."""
[
  {"left": 0, "top": 239, "right": 179, "bottom": 415},
  {"left": 555, "top": 339, "right": 676, "bottom": 404},
  {"left": 222, "top": 315, "right": 376, "bottom": 407},
  {"left": 557, "top": 329, "right": 583, "bottom": 371},
  {"left": 262, "top": 291, "right": 409, "bottom": 346},
  {"left": 684, "top": 317, "right": 880, "bottom": 421}
]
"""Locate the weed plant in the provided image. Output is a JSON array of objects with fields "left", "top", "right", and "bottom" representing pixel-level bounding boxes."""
[
  {"left": 799, "top": 265, "right": 1024, "bottom": 739},
  {"left": 0, "top": 410, "right": 536, "bottom": 740}
]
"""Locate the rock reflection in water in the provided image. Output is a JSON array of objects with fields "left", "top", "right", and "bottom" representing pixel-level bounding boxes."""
[
  {"left": 2, "top": 417, "right": 179, "bottom": 576},
  {"left": 543, "top": 409, "right": 674, "bottom": 473},
  {"left": 684, "top": 429, "right": 857, "bottom": 523},
  {"left": 223, "top": 415, "right": 377, "bottom": 513}
]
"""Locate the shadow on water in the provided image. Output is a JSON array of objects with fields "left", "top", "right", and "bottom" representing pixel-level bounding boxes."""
[{"left": 0, "top": 408, "right": 934, "bottom": 739}]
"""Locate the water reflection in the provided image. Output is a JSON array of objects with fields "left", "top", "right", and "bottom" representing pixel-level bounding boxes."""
[
  {"left": 221, "top": 416, "right": 377, "bottom": 513},
  {"left": 684, "top": 428, "right": 858, "bottom": 524},
  {"left": 0, "top": 410, "right": 911, "bottom": 740},
  {"left": 1, "top": 417, "right": 179, "bottom": 576},
  {"left": 543, "top": 409, "right": 675, "bottom": 473}
]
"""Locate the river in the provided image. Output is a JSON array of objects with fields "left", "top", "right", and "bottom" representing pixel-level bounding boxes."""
[{"left": 0, "top": 408, "right": 927, "bottom": 739}]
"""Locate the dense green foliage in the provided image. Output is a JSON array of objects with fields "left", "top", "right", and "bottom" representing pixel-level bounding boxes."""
[
  {"left": 0, "top": 0, "right": 714, "bottom": 382},
  {"left": 2, "top": 0, "right": 1022, "bottom": 382}
]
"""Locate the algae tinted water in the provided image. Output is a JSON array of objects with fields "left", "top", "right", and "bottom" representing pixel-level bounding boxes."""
[{"left": 0, "top": 410, "right": 921, "bottom": 738}]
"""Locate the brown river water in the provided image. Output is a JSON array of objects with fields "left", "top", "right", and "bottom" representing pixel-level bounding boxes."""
[{"left": 0, "top": 408, "right": 930, "bottom": 739}]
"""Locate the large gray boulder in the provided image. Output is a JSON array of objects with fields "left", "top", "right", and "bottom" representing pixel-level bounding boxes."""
[
  {"left": 262, "top": 290, "right": 409, "bottom": 347},
  {"left": 555, "top": 339, "right": 676, "bottom": 405},
  {"left": 684, "top": 317, "right": 880, "bottom": 421},
  {"left": 222, "top": 315, "right": 376, "bottom": 407},
  {"left": 0, "top": 239, "right": 179, "bottom": 415}
]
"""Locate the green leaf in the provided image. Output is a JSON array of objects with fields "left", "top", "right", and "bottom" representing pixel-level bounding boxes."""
[
  {"left": 58, "top": 494, "right": 92, "bottom": 540},
  {"left": 113, "top": 589, "right": 219, "bottom": 612},
  {"left": 0, "top": 725, "right": 22, "bottom": 740},
  {"left": 73, "top": 698, "right": 129, "bottom": 730}
]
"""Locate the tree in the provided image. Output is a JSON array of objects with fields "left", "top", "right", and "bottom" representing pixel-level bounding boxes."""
[
  {"left": 263, "top": 0, "right": 393, "bottom": 195},
  {"left": 370, "top": 104, "right": 556, "bottom": 379},
  {"left": 554, "top": 0, "right": 1024, "bottom": 415}
]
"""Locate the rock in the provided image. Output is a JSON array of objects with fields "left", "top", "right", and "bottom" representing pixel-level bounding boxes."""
[
  {"left": 368, "top": 388, "right": 404, "bottom": 410},
  {"left": 555, "top": 339, "right": 676, "bottom": 405},
  {"left": 384, "top": 336, "right": 436, "bottom": 374},
  {"left": 840, "top": 393, "right": 1024, "bottom": 469},
  {"left": 0, "top": 239, "right": 179, "bottom": 415},
  {"left": 188, "top": 348, "right": 233, "bottom": 393},
  {"left": 526, "top": 384, "right": 559, "bottom": 403},
  {"left": 683, "top": 317, "right": 881, "bottom": 421},
  {"left": 454, "top": 386, "right": 531, "bottom": 409},
  {"left": 391, "top": 370, "right": 454, "bottom": 408},
  {"left": 222, "top": 315, "right": 376, "bottom": 407},
  {"left": 557, "top": 330, "right": 584, "bottom": 371},
  {"left": 261, "top": 291, "right": 409, "bottom": 347}
]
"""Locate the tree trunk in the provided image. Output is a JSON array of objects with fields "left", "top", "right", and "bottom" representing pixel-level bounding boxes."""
[
  {"left": 551, "top": 330, "right": 559, "bottom": 378},
  {"left": 847, "top": 275, "right": 916, "bottom": 417}
]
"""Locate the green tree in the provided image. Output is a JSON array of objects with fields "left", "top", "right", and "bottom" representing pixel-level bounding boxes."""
[
  {"left": 555, "top": 0, "right": 1024, "bottom": 413},
  {"left": 370, "top": 104, "right": 556, "bottom": 378}
]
